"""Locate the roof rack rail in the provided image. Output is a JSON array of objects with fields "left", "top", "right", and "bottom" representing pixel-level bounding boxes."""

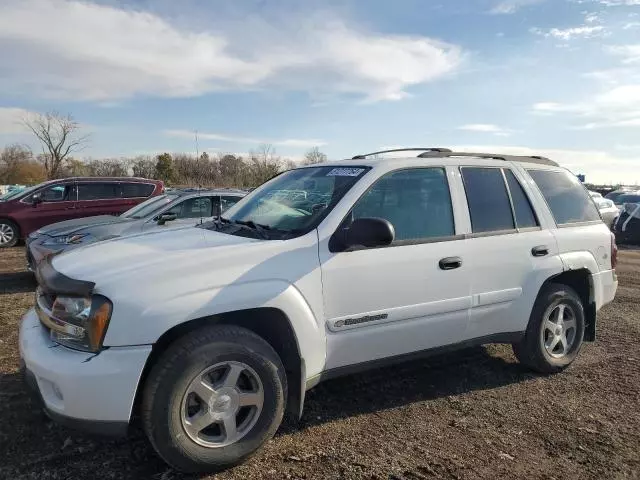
[
  {"left": 352, "top": 147, "right": 452, "bottom": 159},
  {"left": 417, "top": 151, "right": 506, "bottom": 160},
  {"left": 417, "top": 150, "right": 559, "bottom": 166}
]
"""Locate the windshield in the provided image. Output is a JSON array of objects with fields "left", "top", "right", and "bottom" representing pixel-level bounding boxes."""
[
  {"left": 617, "top": 194, "right": 640, "bottom": 205},
  {"left": 121, "top": 194, "right": 178, "bottom": 219},
  {"left": 220, "top": 165, "right": 370, "bottom": 235},
  {"left": 0, "top": 184, "right": 39, "bottom": 201}
]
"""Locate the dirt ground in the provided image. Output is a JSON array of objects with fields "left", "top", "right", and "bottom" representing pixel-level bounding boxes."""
[{"left": 0, "top": 246, "right": 638, "bottom": 480}]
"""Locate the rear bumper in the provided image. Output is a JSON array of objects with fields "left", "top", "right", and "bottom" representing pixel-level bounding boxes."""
[
  {"left": 19, "top": 308, "right": 151, "bottom": 437},
  {"left": 592, "top": 269, "right": 618, "bottom": 310}
]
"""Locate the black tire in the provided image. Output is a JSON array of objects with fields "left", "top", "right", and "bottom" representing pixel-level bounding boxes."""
[
  {"left": 0, "top": 219, "right": 19, "bottom": 248},
  {"left": 141, "top": 325, "right": 287, "bottom": 473},
  {"left": 513, "top": 283, "right": 585, "bottom": 373}
]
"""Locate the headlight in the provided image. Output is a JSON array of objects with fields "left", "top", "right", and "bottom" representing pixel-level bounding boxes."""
[
  {"left": 42, "top": 233, "right": 88, "bottom": 246},
  {"left": 38, "top": 294, "right": 113, "bottom": 352}
]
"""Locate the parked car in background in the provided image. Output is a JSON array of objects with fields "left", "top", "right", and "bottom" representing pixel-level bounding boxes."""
[
  {"left": 0, "top": 184, "right": 26, "bottom": 196},
  {"left": 594, "top": 197, "right": 619, "bottom": 229},
  {"left": 613, "top": 202, "right": 640, "bottom": 244},
  {"left": 26, "top": 188, "right": 245, "bottom": 270},
  {"left": 588, "top": 190, "right": 602, "bottom": 198},
  {"left": 605, "top": 187, "right": 639, "bottom": 207},
  {"left": 612, "top": 192, "right": 640, "bottom": 211},
  {"left": 0, "top": 177, "right": 164, "bottom": 248},
  {"left": 19, "top": 148, "right": 617, "bottom": 473}
]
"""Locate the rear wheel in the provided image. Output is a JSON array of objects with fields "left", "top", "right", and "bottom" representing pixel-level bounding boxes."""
[
  {"left": 513, "top": 283, "right": 585, "bottom": 373},
  {"left": 0, "top": 220, "right": 19, "bottom": 248},
  {"left": 141, "top": 325, "right": 287, "bottom": 473}
]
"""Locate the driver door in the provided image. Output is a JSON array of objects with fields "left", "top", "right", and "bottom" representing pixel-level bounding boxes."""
[
  {"left": 318, "top": 167, "right": 473, "bottom": 370},
  {"left": 19, "top": 182, "right": 77, "bottom": 233}
]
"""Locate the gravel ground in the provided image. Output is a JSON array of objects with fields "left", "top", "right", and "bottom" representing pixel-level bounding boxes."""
[{"left": 0, "top": 246, "right": 638, "bottom": 480}]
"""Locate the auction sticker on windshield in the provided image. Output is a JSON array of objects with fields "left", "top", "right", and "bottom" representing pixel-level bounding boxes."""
[{"left": 326, "top": 167, "right": 365, "bottom": 177}]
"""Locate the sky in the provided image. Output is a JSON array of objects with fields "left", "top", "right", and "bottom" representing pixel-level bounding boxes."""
[{"left": 0, "top": 0, "right": 639, "bottom": 184}]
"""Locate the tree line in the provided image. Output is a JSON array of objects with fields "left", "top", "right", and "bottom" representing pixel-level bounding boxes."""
[{"left": 0, "top": 111, "right": 328, "bottom": 189}]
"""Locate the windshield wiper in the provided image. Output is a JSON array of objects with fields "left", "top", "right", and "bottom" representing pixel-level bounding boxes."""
[{"left": 233, "top": 220, "right": 271, "bottom": 239}]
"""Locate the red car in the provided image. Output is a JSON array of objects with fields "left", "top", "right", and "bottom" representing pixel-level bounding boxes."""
[{"left": 0, "top": 177, "right": 164, "bottom": 247}]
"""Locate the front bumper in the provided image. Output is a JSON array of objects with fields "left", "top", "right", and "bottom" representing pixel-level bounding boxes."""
[{"left": 19, "top": 308, "right": 152, "bottom": 436}]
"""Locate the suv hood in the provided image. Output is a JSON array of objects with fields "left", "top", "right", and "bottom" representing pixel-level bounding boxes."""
[
  {"left": 37, "top": 215, "right": 131, "bottom": 236},
  {"left": 50, "top": 226, "right": 271, "bottom": 289}
]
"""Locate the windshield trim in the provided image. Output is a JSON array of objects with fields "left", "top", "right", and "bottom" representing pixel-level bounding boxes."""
[
  {"left": 121, "top": 194, "right": 179, "bottom": 219},
  {"left": 218, "top": 165, "right": 372, "bottom": 239}
]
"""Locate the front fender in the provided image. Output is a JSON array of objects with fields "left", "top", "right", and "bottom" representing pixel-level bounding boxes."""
[{"left": 103, "top": 280, "right": 327, "bottom": 379}]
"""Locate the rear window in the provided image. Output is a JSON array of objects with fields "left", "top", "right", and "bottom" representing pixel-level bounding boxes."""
[
  {"left": 617, "top": 194, "right": 640, "bottom": 204},
  {"left": 461, "top": 167, "right": 514, "bottom": 233},
  {"left": 76, "top": 183, "right": 118, "bottom": 201},
  {"left": 527, "top": 170, "right": 601, "bottom": 225},
  {"left": 122, "top": 182, "right": 155, "bottom": 198}
]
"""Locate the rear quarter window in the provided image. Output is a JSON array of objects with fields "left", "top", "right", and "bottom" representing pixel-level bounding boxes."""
[
  {"left": 122, "top": 183, "right": 155, "bottom": 198},
  {"left": 527, "top": 169, "right": 601, "bottom": 225}
]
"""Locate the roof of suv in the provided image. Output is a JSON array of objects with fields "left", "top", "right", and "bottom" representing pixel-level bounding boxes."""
[
  {"left": 51, "top": 176, "right": 162, "bottom": 183},
  {"left": 347, "top": 147, "right": 559, "bottom": 167}
]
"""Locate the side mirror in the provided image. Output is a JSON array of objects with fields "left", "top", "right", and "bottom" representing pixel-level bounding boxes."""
[
  {"left": 330, "top": 217, "right": 395, "bottom": 252},
  {"left": 31, "top": 193, "right": 42, "bottom": 206},
  {"left": 157, "top": 212, "right": 178, "bottom": 225}
]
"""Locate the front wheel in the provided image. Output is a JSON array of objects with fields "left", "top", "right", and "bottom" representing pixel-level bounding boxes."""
[
  {"left": 0, "top": 220, "right": 19, "bottom": 248},
  {"left": 141, "top": 325, "right": 287, "bottom": 473},
  {"left": 513, "top": 283, "right": 585, "bottom": 373}
]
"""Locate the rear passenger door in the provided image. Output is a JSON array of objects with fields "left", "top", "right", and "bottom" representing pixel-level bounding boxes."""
[
  {"left": 74, "top": 182, "right": 122, "bottom": 217},
  {"left": 458, "top": 166, "right": 563, "bottom": 339}
]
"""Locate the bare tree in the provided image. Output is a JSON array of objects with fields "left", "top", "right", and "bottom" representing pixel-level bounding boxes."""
[
  {"left": 131, "top": 156, "right": 157, "bottom": 178},
  {"left": 23, "top": 111, "right": 89, "bottom": 179},
  {"left": 86, "top": 158, "right": 130, "bottom": 177},
  {"left": 302, "top": 146, "right": 327, "bottom": 165}
]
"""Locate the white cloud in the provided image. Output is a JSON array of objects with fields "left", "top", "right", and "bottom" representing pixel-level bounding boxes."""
[
  {"left": 0, "top": 107, "right": 33, "bottom": 135},
  {"left": 530, "top": 25, "right": 605, "bottom": 40},
  {"left": 458, "top": 124, "right": 512, "bottom": 136},
  {"left": 165, "top": 129, "right": 326, "bottom": 148},
  {"left": 585, "top": 13, "right": 601, "bottom": 23},
  {"left": 451, "top": 145, "right": 640, "bottom": 184},
  {"left": 0, "top": 0, "right": 462, "bottom": 103},
  {"left": 490, "top": 0, "right": 546, "bottom": 14},
  {"left": 623, "top": 22, "right": 640, "bottom": 29},
  {"left": 609, "top": 44, "right": 640, "bottom": 63},
  {"left": 533, "top": 85, "right": 640, "bottom": 128},
  {"left": 599, "top": 0, "right": 640, "bottom": 6}
]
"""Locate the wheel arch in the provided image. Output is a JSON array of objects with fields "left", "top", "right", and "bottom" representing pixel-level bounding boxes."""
[
  {"left": 131, "top": 307, "right": 306, "bottom": 427},
  {"left": 539, "top": 268, "right": 596, "bottom": 341},
  {"left": 0, "top": 216, "right": 21, "bottom": 244}
]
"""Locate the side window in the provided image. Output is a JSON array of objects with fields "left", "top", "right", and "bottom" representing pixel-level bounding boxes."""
[
  {"left": 220, "top": 195, "right": 241, "bottom": 213},
  {"left": 176, "top": 197, "right": 213, "bottom": 218},
  {"left": 527, "top": 169, "right": 601, "bottom": 224},
  {"left": 504, "top": 170, "right": 539, "bottom": 229},
  {"left": 122, "top": 183, "right": 155, "bottom": 198},
  {"left": 39, "top": 185, "right": 69, "bottom": 202},
  {"left": 350, "top": 168, "right": 455, "bottom": 242},
  {"left": 461, "top": 167, "right": 514, "bottom": 233},
  {"left": 76, "top": 183, "right": 118, "bottom": 201}
]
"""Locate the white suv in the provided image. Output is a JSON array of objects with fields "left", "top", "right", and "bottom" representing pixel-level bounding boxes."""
[{"left": 19, "top": 148, "right": 618, "bottom": 473}]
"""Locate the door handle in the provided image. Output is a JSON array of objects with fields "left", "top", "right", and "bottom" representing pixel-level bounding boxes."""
[
  {"left": 531, "top": 245, "right": 549, "bottom": 257},
  {"left": 439, "top": 256, "right": 462, "bottom": 270}
]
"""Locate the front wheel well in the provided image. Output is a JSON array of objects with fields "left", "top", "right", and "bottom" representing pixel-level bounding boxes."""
[
  {"left": 0, "top": 217, "right": 20, "bottom": 234},
  {"left": 131, "top": 308, "right": 303, "bottom": 427},
  {"left": 541, "top": 269, "right": 596, "bottom": 341}
]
